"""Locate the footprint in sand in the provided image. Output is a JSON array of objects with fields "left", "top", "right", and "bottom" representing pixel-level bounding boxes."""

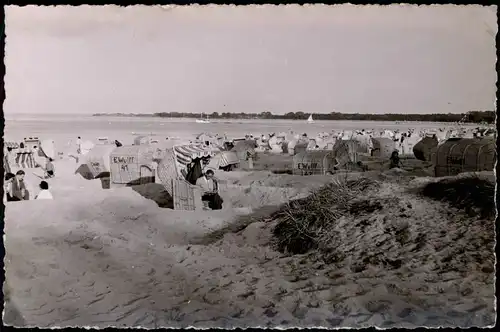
[
  {"left": 48, "top": 288, "right": 68, "bottom": 298},
  {"left": 365, "top": 300, "right": 392, "bottom": 313},
  {"left": 236, "top": 290, "right": 255, "bottom": 300},
  {"left": 292, "top": 306, "right": 309, "bottom": 319},
  {"left": 326, "top": 317, "right": 343, "bottom": 327},
  {"left": 220, "top": 280, "right": 233, "bottom": 289},
  {"left": 14, "top": 263, "right": 37, "bottom": 280},
  {"left": 248, "top": 277, "right": 260, "bottom": 286},
  {"left": 397, "top": 307, "right": 416, "bottom": 318},
  {"left": 331, "top": 302, "right": 352, "bottom": 316},
  {"left": 31, "top": 236, "right": 54, "bottom": 246},
  {"left": 230, "top": 307, "right": 246, "bottom": 318},
  {"left": 263, "top": 307, "right": 278, "bottom": 318},
  {"left": 48, "top": 262, "right": 60, "bottom": 269}
]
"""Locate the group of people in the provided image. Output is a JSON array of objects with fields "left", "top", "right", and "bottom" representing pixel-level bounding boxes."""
[
  {"left": 195, "top": 169, "right": 223, "bottom": 210},
  {"left": 181, "top": 156, "right": 224, "bottom": 210},
  {"left": 4, "top": 170, "right": 53, "bottom": 202},
  {"left": 3, "top": 140, "right": 56, "bottom": 203}
]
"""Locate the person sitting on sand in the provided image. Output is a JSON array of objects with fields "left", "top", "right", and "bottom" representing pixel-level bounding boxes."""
[
  {"left": 389, "top": 151, "right": 403, "bottom": 169},
  {"left": 45, "top": 158, "right": 55, "bottom": 178},
  {"left": 35, "top": 181, "right": 53, "bottom": 200},
  {"left": 196, "top": 169, "right": 223, "bottom": 210},
  {"left": 11, "top": 170, "right": 29, "bottom": 201},
  {"left": 4, "top": 173, "right": 20, "bottom": 202}
]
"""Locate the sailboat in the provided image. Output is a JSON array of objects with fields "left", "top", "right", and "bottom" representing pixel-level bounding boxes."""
[
  {"left": 196, "top": 113, "right": 210, "bottom": 124},
  {"left": 307, "top": 114, "right": 314, "bottom": 124}
]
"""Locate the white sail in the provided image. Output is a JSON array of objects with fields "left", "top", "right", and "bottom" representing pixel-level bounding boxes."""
[
  {"left": 307, "top": 114, "right": 314, "bottom": 123},
  {"left": 196, "top": 113, "right": 211, "bottom": 124}
]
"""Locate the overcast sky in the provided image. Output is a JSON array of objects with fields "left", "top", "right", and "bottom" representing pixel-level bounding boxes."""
[{"left": 5, "top": 5, "right": 497, "bottom": 115}]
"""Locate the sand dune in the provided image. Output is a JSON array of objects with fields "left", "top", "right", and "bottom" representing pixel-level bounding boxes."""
[{"left": 3, "top": 163, "right": 495, "bottom": 328}]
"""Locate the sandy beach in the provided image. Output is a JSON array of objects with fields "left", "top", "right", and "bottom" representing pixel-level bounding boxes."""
[{"left": 3, "top": 155, "right": 496, "bottom": 328}]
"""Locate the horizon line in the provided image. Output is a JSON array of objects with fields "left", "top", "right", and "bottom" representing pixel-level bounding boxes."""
[{"left": 4, "top": 110, "right": 490, "bottom": 116}]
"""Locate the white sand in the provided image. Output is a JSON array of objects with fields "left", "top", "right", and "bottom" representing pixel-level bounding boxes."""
[{"left": 3, "top": 158, "right": 495, "bottom": 328}]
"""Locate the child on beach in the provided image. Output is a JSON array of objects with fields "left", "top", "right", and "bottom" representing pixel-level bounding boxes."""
[
  {"left": 35, "top": 181, "right": 53, "bottom": 200},
  {"left": 45, "top": 158, "right": 55, "bottom": 178}
]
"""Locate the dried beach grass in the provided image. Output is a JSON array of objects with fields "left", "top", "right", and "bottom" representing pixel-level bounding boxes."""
[
  {"left": 420, "top": 174, "right": 496, "bottom": 219},
  {"left": 271, "top": 177, "right": 380, "bottom": 255}
]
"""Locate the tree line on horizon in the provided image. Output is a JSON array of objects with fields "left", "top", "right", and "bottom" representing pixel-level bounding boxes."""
[{"left": 92, "top": 110, "right": 495, "bottom": 124}]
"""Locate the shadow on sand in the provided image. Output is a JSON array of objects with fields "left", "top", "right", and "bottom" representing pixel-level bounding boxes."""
[
  {"left": 130, "top": 182, "right": 174, "bottom": 209},
  {"left": 3, "top": 286, "right": 27, "bottom": 327},
  {"left": 74, "top": 171, "right": 174, "bottom": 209}
]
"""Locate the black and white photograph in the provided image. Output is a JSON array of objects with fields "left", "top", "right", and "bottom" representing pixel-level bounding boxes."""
[{"left": 2, "top": 4, "right": 497, "bottom": 328}]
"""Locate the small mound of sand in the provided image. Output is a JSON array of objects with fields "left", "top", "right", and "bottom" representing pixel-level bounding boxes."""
[
  {"left": 223, "top": 185, "right": 306, "bottom": 210},
  {"left": 271, "top": 177, "right": 381, "bottom": 255},
  {"left": 264, "top": 175, "right": 494, "bottom": 273}
]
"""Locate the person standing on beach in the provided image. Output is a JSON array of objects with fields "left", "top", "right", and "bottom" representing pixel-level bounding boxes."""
[
  {"left": 11, "top": 170, "right": 29, "bottom": 201},
  {"left": 76, "top": 136, "right": 82, "bottom": 154},
  {"left": 15, "top": 142, "right": 25, "bottom": 167},
  {"left": 6, "top": 147, "right": 16, "bottom": 170},
  {"left": 196, "top": 169, "right": 223, "bottom": 210}
]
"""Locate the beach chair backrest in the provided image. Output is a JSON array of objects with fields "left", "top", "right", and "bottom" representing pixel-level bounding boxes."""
[
  {"left": 172, "top": 179, "right": 202, "bottom": 211},
  {"left": 157, "top": 149, "right": 180, "bottom": 196}
]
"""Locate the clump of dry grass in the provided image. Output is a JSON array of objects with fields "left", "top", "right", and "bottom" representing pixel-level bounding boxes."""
[
  {"left": 271, "top": 177, "right": 380, "bottom": 255},
  {"left": 420, "top": 174, "right": 496, "bottom": 219}
]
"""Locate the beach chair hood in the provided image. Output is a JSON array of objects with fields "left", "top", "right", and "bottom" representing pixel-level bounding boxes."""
[
  {"left": 39, "top": 139, "right": 56, "bottom": 159},
  {"left": 80, "top": 140, "right": 95, "bottom": 155},
  {"left": 75, "top": 144, "right": 116, "bottom": 179}
]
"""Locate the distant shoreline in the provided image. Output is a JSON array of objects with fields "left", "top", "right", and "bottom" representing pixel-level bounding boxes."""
[{"left": 91, "top": 111, "right": 494, "bottom": 124}]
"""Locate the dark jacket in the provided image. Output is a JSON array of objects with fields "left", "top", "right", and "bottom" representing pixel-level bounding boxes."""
[
  {"left": 11, "top": 178, "right": 26, "bottom": 200},
  {"left": 389, "top": 155, "right": 401, "bottom": 169},
  {"left": 186, "top": 159, "right": 203, "bottom": 185}
]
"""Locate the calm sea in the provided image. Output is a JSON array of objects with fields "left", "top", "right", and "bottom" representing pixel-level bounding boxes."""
[{"left": 4, "top": 113, "right": 463, "bottom": 150}]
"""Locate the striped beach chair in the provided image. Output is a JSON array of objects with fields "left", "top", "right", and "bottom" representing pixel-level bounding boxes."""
[
  {"left": 5, "top": 142, "right": 20, "bottom": 149},
  {"left": 16, "top": 150, "right": 36, "bottom": 169}
]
